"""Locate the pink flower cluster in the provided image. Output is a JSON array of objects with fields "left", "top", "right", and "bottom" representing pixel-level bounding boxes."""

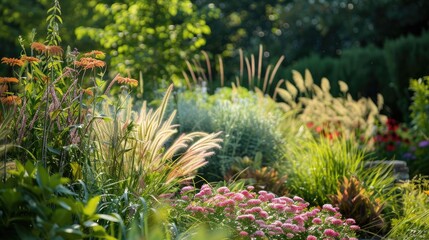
[{"left": 174, "top": 184, "right": 360, "bottom": 239}]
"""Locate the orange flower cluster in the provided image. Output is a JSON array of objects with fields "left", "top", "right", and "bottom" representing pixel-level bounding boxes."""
[
  {"left": 117, "top": 76, "right": 138, "bottom": 87},
  {"left": 31, "top": 42, "right": 63, "bottom": 56},
  {"left": 0, "top": 77, "right": 19, "bottom": 84},
  {"left": 0, "top": 95, "right": 22, "bottom": 105},
  {"left": 1, "top": 57, "right": 24, "bottom": 67},
  {"left": 74, "top": 57, "right": 106, "bottom": 70},
  {"left": 21, "top": 55, "right": 41, "bottom": 63},
  {"left": 83, "top": 88, "right": 94, "bottom": 96},
  {"left": 83, "top": 50, "right": 105, "bottom": 58}
]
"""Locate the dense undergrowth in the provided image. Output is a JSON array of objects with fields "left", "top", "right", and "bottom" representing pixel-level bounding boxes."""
[{"left": 1, "top": 2, "right": 429, "bottom": 239}]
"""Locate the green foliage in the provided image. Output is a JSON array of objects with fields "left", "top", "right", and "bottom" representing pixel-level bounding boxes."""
[
  {"left": 0, "top": 161, "right": 117, "bottom": 239},
  {"left": 282, "top": 137, "right": 366, "bottom": 206},
  {"left": 409, "top": 76, "right": 429, "bottom": 139},
  {"left": 176, "top": 86, "right": 285, "bottom": 182},
  {"left": 388, "top": 177, "right": 429, "bottom": 240},
  {"left": 76, "top": 0, "right": 211, "bottom": 98}
]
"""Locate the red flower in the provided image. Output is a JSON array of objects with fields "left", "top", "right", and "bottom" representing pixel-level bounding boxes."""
[{"left": 386, "top": 144, "right": 396, "bottom": 152}]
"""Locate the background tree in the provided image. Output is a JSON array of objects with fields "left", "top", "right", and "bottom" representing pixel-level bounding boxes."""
[{"left": 75, "top": 0, "right": 211, "bottom": 98}]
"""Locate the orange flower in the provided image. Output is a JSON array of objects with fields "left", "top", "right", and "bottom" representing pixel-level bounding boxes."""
[
  {"left": 1, "top": 57, "right": 24, "bottom": 67},
  {"left": 34, "top": 75, "right": 50, "bottom": 83},
  {"left": 21, "top": 55, "right": 41, "bottom": 63},
  {"left": 74, "top": 57, "right": 105, "bottom": 70},
  {"left": 117, "top": 76, "right": 138, "bottom": 87},
  {"left": 31, "top": 42, "right": 63, "bottom": 56},
  {"left": 424, "top": 190, "right": 429, "bottom": 196},
  {"left": 31, "top": 42, "right": 47, "bottom": 53},
  {"left": 83, "top": 50, "right": 105, "bottom": 58},
  {"left": 0, "top": 95, "right": 22, "bottom": 105},
  {"left": 0, "top": 77, "right": 19, "bottom": 84},
  {"left": 46, "top": 45, "right": 63, "bottom": 56},
  {"left": 83, "top": 88, "right": 94, "bottom": 96}
]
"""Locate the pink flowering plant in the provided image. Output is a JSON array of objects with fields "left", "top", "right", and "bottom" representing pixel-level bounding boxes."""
[{"left": 172, "top": 184, "right": 359, "bottom": 239}]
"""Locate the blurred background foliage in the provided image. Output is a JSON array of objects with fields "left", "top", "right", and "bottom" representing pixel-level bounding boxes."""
[{"left": 1, "top": 0, "right": 428, "bottom": 118}]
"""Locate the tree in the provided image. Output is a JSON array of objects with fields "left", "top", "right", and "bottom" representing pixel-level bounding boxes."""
[{"left": 76, "top": 0, "right": 211, "bottom": 97}]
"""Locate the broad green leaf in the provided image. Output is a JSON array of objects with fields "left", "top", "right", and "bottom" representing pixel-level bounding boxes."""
[
  {"left": 83, "top": 195, "right": 100, "bottom": 216},
  {"left": 36, "top": 166, "right": 50, "bottom": 189},
  {"left": 94, "top": 213, "right": 120, "bottom": 222}
]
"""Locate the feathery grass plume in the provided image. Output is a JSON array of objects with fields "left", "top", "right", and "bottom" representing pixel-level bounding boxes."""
[
  {"left": 285, "top": 80, "right": 298, "bottom": 98},
  {"left": 291, "top": 70, "right": 306, "bottom": 92},
  {"left": 277, "top": 69, "right": 387, "bottom": 145},
  {"left": 304, "top": 69, "right": 314, "bottom": 89},
  {"left": 0, "top": 114, "right": 15, "bottom": 181},
  {"left": 91, "top": 84, "right": 222, "bottom": 196},
  {"left": 338, "top": 80, "right": 349, "bottom": 93}
]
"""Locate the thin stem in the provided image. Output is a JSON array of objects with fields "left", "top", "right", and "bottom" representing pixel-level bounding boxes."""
[{"left": 41, "top": 73, "right": 52, "bottom": 168}]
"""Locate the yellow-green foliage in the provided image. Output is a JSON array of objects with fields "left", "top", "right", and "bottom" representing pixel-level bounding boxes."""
[
  {"left": 91, "top": 85, "right": 222, "bottom": 196},
  {"left": 388, "top": 177, "right": 429, "bottom": 240},
  {"left": 276, "top": 69, "right": 387, "bottom": 143}
]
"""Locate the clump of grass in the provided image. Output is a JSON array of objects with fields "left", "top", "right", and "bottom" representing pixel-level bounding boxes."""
[
  {"left": 91, "top": 84, "right": 222, "bottom": 196},
  {"left": 387, "top": 176, "right": 429, "bottom": 240}
]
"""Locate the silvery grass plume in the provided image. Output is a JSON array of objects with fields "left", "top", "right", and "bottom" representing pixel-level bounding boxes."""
[{"left": 91, "top": 84, "right": 222, "bottom": 195}]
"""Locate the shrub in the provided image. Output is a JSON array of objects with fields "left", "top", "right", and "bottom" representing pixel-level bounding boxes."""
[
  {"left": 0, "top": 161, "right": 118, "bottom": 239},
  {"left": 176, "top": 86, "right": 285, "bottom": 182},
  {"left": 384, "top": 33, "right": 429, "bottom": 120},
  {"left": 329, "top": 176, "right": 385, "bottom": 238},
  {"left": 172, "top": 184, "right": 360, "bottom": 239},
  {"left": 409, "top": 76, "right": 429, "bottom": 138}
]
